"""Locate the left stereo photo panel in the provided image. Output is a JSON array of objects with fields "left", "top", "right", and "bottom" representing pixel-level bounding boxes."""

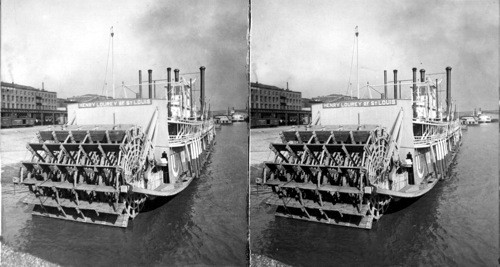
[{"left": 0, "top": 0, "right": 249, "bottom": 266}]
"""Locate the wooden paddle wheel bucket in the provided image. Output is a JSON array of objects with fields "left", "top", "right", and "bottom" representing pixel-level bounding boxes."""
[
  {"left": 263, "top": 126, "right": 397, "bottom": 229},
  {"left": 18, "top": 125, "right": 152, "bottom": 228}
]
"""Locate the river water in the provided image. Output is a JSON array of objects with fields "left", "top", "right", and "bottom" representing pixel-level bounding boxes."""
[
  {"left": 1, "top": 122, "right": 248, "bottom": 266},
  {"left": 250, "top": 123, "right": 498, "bottom": 266}
]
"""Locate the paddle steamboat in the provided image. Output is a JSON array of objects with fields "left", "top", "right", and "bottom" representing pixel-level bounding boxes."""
[
  {"left": 261, "top": 66, "right": 462, "bottom": 229},
  {"left": 16, "top": 66, "right": 215, "bottom": 227}
]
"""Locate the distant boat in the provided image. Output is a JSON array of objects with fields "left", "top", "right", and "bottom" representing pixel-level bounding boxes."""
[
  {"left": 215, "top": 115, "right": 233, "bottom": 124},
  {"left": 474, "top": 108, "right": 492, "bottom": 123},
  {"left": 460, "top": 116, "right": 478, "bottom": 125},
  {"left": 477, "top": 114, "right": 491, "bottom": 123},
  {"left": 232, "top": 114, "right": 246, "bottom": 122}
]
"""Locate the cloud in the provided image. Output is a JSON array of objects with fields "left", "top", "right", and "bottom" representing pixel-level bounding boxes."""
[
  {"left": 134, "top": 0, "right": 248, "bottom": 110},
  {"left": 1, "top": 0, "right": 248, "bottom": 111},
  {"left": 251, "top": 0, "right": 499, "bottom": 110}
]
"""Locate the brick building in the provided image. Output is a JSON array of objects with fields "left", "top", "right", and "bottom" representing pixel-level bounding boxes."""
[
  {"left": 250, "top": 82, "right": 303, "bottom": 110},
  {"left": 250, "top": 82, "right": 310, "bottom": 126},
  {"left": 1, "top": 82, "right": 57, "bottom": 110},
  {"left": 1, "top": 82, "right": 66, "bottom": 125}
]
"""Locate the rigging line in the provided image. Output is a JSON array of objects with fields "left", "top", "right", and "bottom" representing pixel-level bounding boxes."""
[
  {"left": 123, "top": 85, "right": 138, "bottom": 94},
  {"left": 101, "top": 35, "right": 112, "bottom": 96},
  {"left": 345, "top": 33, "right": 356, "bottom": 96},
  {"left": 368, "top": 85, "right": 382, "bottom": 95}
]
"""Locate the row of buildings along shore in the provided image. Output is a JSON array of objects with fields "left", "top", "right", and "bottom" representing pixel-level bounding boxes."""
[
  {"left": 1, "top": 81, "right": 112, "bottom": 126},
  {"left": 1, "top": 80, "right": 355, "bottom": 128},
  {"left": 250, "top": 82, "right": 356, "bottom": 127}
]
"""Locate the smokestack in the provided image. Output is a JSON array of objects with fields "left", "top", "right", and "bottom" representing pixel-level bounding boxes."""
[
  {"left": 167, "top": 67, "right": 172, "bottom": 117},
  {"left": 190, "top": 78, "right": 193, "bottom": 118},
  {"left": 148, "top": 69, "right": 152, "bottom": 99},
  {"left": 420, "top": 69, "right": 425, "bottom": 83},
  {"left": 42, "top": 82, "right": 44, "bottom": 91},
  {"left": 399, "top": 81, "right": 402, "bottom": 99},
  {"left": 200, "top": 66, "right": 206, "bottom": 115},
  {"left": 393, "top": 69, "right": 398, "bottom": 99},
  {"left": 383, "top": 70, "right": 388, "bottom": 99},
  {"left": 446, "top": 66, "right": 452, "bottom": 115},
  {"left": 287, "top": 82, "right": 289, "bottom": 90},
  {"left": 436, "top": 78, "right": 439, "bottom": 120},
  {"left": 412, "top": 68, "right": 417, "bottom": 101},
  {"left": 138, "top": 70, "right": 142, "bottom": 98},
  {"left": 174, "top": 69, "right": 180, "bottom": 82}
]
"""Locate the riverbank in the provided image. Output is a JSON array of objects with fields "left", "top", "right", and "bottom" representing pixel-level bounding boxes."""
[
  {"left": 1, "top": 242, "right": 58, "bottom": 266},
  {"left": 250, "top": 253, "right": 290, "bottom": 267},
  {"left": 249, "top": 125, "right": 308, "bottom": 184}
]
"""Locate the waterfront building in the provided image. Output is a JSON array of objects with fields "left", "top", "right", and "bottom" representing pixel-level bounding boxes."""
[
  {"left": 1, "top": 82, "right": 57, "bottom": 110},
  {"left": 250, "top": 82, "right": 310, "bottom": 126},
  {"left": 1, "top": 81, "right": 66, "bottom": 125}
]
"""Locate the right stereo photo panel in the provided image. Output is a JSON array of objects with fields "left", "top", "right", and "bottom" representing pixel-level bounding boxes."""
[{"left": 249, "top": 0, "right": 499, "bottom": 266}]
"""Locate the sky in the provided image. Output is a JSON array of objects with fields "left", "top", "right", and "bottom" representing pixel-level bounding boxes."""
[
  {"left": 251, "top": 0, "right": 499, "bottom": 111},
  {"left": 1, "top": 0, "right": 248, "bottom": 110}
]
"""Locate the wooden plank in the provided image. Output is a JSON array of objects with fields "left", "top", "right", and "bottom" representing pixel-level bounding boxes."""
[
  {"left": 270, "top": 143, "right": 288, "bottom": 151},
  {"left": 37, "top": 181, "right": 74, "bottom": 189},
  {"left": 21, "top": 161, "right": 119, "bottom": 170},
  {"left": 107, "top": 130, "right": 127, "bottom": 143},
  {"left": 282, "top": 131, "right": 298, "bottom": 142},
  {"left": 88, "top": 131, "right": 107, "bottom": 143},
  {"left": 296, "top": 131, "right": 314, "bottom": 143},
  {"left": 28, "top": 143, "right": 45, "bottom": 151},
  {"left": 265, "top": 179, "right": 283, "bottom": 186},
  {"left": 24, "top": 194, "right": 125, "bottom": 214},
  {"left": 264, "top": 162, "right": 362, "bottom": 170},
  {"left": 53, "top": 131, "right": 70, "bottom": 142},
  {"left": 351, "top": 131, "right": 372, "bottom": 143},
  {"left": 26, "top": 179, "right": 117, "bottom": 193},
  {"left": 275, "top": 211, "right": 372, "bottom": 229},
  {"left": 314, "top": 131, "right": 333, "bottom": 143},
  {"left": 267, "top": 195, "right": 369, "bottom": 215},
  {"left": 331, "top": 131, "right": 351, "bottom": 143},
  {"left": 21, "top": 178, "right": 40, "bottom": 185},
  {"left": 319, "top": 184, "right": 361, "bottom": 194},
  {"left": 31, "top": 205, "right": 129, "bottom": 228},
  {"left": 280, "top": 181, "right": 317, "bottom": 190},
  {"left": 265, "top": 179, "right": 361, "bottom": 194},
  {"left": 74, "top": 184, "right": 118, "bottom": 193},
  {"left": 38, "top": 131, "right": 55, "bottom": 141}
]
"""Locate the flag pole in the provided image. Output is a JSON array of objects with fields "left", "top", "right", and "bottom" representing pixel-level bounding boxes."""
[
  {"left": 111, "top": 27, "right": 115, "bottom": 99},
  {"left": 355, "top": 26, "right": 359, "bottom": 99}
]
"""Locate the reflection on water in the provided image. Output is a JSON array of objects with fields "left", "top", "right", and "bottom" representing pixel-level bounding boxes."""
[
  {"left": 2, "top": 123, "right": 248, "bottom": 266},
  {"left": 250, "top": 123, "right": 498, "bottom": 266}
]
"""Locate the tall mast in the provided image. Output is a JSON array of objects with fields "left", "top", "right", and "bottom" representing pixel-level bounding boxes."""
[
  {"left": 111, "top": 27, "right": 115, "bottom": 99},
  {"left": 355, "top": 26, "right": 359, "bottom": 99}
]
